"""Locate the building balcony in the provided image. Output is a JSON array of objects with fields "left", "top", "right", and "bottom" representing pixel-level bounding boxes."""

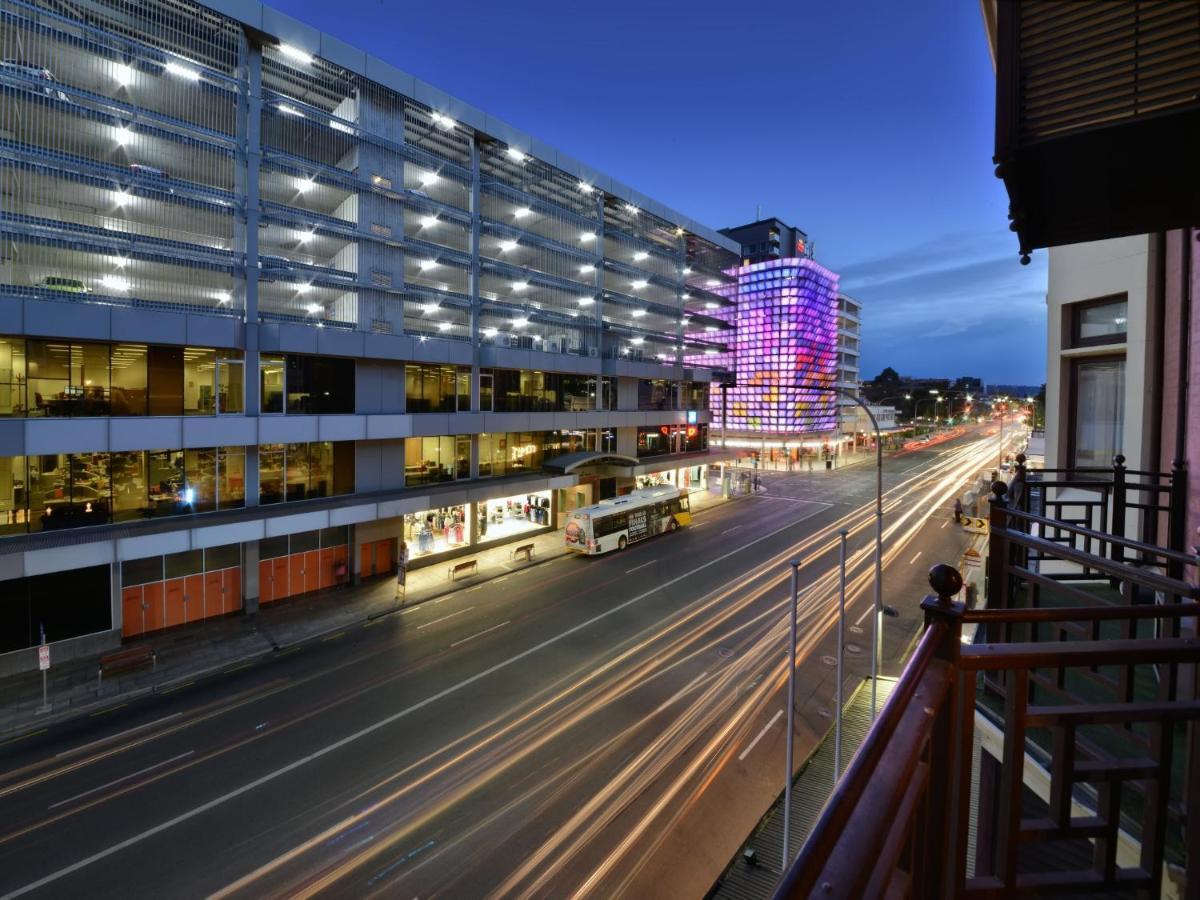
[
  {"left": 777, "top": 457, "right": 1198, "bottom": 897},
  {"left": 987, "top": 1, "right": 1200, "bottom": 258}
]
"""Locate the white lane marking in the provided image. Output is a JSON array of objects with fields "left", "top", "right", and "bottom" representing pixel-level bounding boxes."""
[
  {"left": 54, "top": 712, "right": 183, "bottom": 758},
  {"left": 47, "top": 751, "right": 194, "bottom": 810},
  {"left": 739, "top": 708, "right": 784, "bottom": 762},
  {"left": 416, "top": 607, "right": 475, "bottom": 630},
  {"left": 855, "top": 605, "right": 875, "bottom": 626},
  {"left": 756, "top": 496, "right": 834, "bottom": 505},
  {"left": 450, "top": 621, "right": 510, "bottom": 648},
  {"left": 494, "top": 577, "right": 508, "bottom": 583},
  {"left": 721, "top": 525, "right": 742, "bottom": 535},
  {"left": 0, "top": 512, "right": 816, "bottom": 900},
  {"left": 940, "top": 520, "right": 949, "bottom": 529},
  {"left": 650, "top": 671, "right": 709, "bottom": 718},
  {"left": 625, "top": 560, "right": 656, "bottom": 574},
  {"left": 909, "top": 551, "right": 922, "bottom": 565}
]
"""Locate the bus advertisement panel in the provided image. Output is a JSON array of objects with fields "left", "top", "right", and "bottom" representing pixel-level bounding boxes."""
[{"left": 564, "top": 486, "right": 690, "bottom": 555}]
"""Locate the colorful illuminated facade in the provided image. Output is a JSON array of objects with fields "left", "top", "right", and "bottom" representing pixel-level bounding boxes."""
[{"left": 691, "top": 257, "right": 840, "bottom": 440}]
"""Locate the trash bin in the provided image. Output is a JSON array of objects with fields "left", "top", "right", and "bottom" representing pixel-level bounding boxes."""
[{"left": 825, "top": 459, "right": 833, "bottom": 470}]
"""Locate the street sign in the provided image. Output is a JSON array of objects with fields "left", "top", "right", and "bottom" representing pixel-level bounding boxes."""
[
  {"left": 38, "top": 643, "right": 49, "bottom": 670},
  {"left": 963, "top": 548, "right": 982, "bottom": 568},
  {"left": 962, "top": 516, "right": 989, "bottom": 534}
]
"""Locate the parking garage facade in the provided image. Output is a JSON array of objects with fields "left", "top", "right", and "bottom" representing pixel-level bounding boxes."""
[{"left": 0, "top": 0, "right": 739, "bottom": 670}]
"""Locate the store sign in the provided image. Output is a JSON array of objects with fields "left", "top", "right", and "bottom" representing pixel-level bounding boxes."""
[{"left": 686, "top": 410, "right": 697, "bottom": 424}]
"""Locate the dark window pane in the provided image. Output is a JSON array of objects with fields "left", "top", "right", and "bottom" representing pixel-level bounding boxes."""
[
  {"left": 260, "top": 355, "right": 284, "bottom": 413},
  {"left": 259, "top": 536, "right": 289, "bottom": 560},
  {"left": 165, "top": 549, "right": 203, "bottom": 579},
  {"left": 205, "top": 544, "right": 240, "bottom": 571},
  {"left": 259, "top": 444, "right": 285, "bottom": 504},
  {"left": 148, "top": 346, "right": 183, "bottom": 416},
  {"left": 333, "top": 441, "right": 355, "bottom": 495},
  {"left": 290, "top": 530, "right": 319, "bottom": 553},
  {"left": 319, "top": 526, "right": 347, "bottom": 548},
  {"left": 111, "top": 344, "right": 148, "bottom": 415},
  {"left": 122, "top": 557, "right": 163, "bottom": 587}
]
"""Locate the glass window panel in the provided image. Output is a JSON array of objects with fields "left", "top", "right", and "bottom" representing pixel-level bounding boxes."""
[
  {"left": 439, "top": 366, "right": 456, "bottom": 413},
  {"left": 1073, "top": 359, "right": 1125, "bottom": 468},
  {"left": 480, "top": 372, "right": 493, "bottom": 412},
  {"left": 148, "top": 346, "right": 184, "bottom": 416},
  {"left": 217, "top": 358, "right": 244, "bottom": 414},
  {"left": 112, "top": 450, "right": 148, "bottom": 521},
  {"left": 259, "top": 444, "right": 285, "bottom": 504},
  {"left": 308, "top": 441, "right": 333, "bottom": 498},
  {"left": 26, "top": 340, "right": 71, "bottom": 417},
  {"left": 217, "top": 446, "right": 245, "bottom": 509},
  {"left": 290, "top": 531, "right": 319, "bottom": 553},
  {"left": 184, "top": 348, "right": 217, "bottom": 415},
  {"left": 259, "top": 535, "right": 289, "bottom": 560},
  {"left": 286, "top": 356, "right": 309, "bottom": 413},
  {"left": 457, "top": 369, "right": 470, "bottom": 411},
  {"left": 286, "top": 442, "right": 309, "bottom": 500},
  {"left": 165, "top": 549, "right": 203, "bottom": 579},
  {"left": 72, "top": 343, "right": 110, "bottom": 415},
  {"left": 0, "top": 337, "right": 25, "bottom": 417},
  {"left": 184, "top": 448, "right": 216, "bottom": 512},
  {"left": 0, "top": 455, "right": 26, "bottom": 534},
  {"left": 204, "top": 544, "right": 240, "bottom": 571},
  {"left": 333, "top": 442, "right": 355, "bottom": 495},
  {"left": 304, "top": 357, "right": 354, "bottom": 414},
  {"left": 260, "top": 355, "right": 285, "bottom": 413},
  {"left": 110, "top": 344, "right": 148, "bottom": 416},
  {"left": 148, "top": 450, "right": 186, "bottom": 516},
  {"left": 456, "top": 435, "right": 470, "bottom": 480},
  {"left": 1078, "top": 300, "right": 1128, "bottom": 343},
  {"left": 319, "top": 526, "right": 348, "bottom": 548},
  {"left": 122, "top": 557, "right": 163, "bottom": 587}
]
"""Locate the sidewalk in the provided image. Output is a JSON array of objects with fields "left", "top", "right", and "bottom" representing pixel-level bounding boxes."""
[{"left": 0, "top": 486, "right": 737, "bottom": 740}]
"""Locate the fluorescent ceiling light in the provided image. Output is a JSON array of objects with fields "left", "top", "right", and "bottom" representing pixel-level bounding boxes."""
[
  {"left": 279, "top": 44, "right": 313, "bottom": 64},
  {"left": 675, "top": 227, "right": 685, "bottom": 236},
  {"left": 624, "top": 204, "right": 639, "bottom": 215},
  {"left": 420, "top": 215, "right": 438, "bottom": 229},
  {"left": 436, "top": 321, "right": 451, "bottom": 331},
  {"left": 579, "top": 264, "right": 595, "bottom": 274},
  {"left": 431, "top": 112, "right": 456, "bottom": 130},
  {"left": 111, "top": 256, "right": 129, "bottom": 268},
  {"left": 505, "top": 147, "right": 526, "bottom": 161},
  {"left": 512, "top": 317, "right": 528, "bottom": 328},
  {"left": 422, "top": 303, "right": 438, "bottom": 314},
  {"left": 214, "top": 291, "right": 231, "bottom": 303},
  {"left": 704, "top": 349, "right": 718, "bottom": 356},
  {"left": 306, "top": 303, "right": 322, "bottom": 314},
  {"left": 296, "top": 177, "right": 314, "bottom": 194},
  {"left": 297, "top": 230, "right": 313, "bottom": 244},
  {"left": 419, "top": 170, "right": 440, "bottom": 186},
  {"left": 98, "top": 275, "right": 129, "bottom": 292},
  {"left": 330, "top": 119, "right": 354, "bottom": 135},
  {"left": 278, "top": 103, "right": 305, "bottom": 118},
  {"left": 482, "top": 327, "right": 498, "bottom": 338},
  {"left": 705, "top": 302, "right": 718, "bottom": 310},
  {"left": 418, "top": 259, "right": 438, "bottom": 270},
  {"left": 295, "top": 283, "right": 312, "bottom": 294},
  {"left": 513, "top": 207, "right": 532, "bottom": 219},
  {"left": 164, "top": 61, "right": 200, "bottom": 81},
  {"left": 579, "top": 232, "right": 596, "bottom": 242},
  {"left": 498, "top": 240, "right": 518, "bottom": 253},
  {"left": 706, "top": 279, "right": 720, "bottom": 287},
  {"left": 631, "top": 309, "right": 646, "bottom": 317},
  {"left": 512, "top": 281, "right": 528, "bottom": 292},
  {"left": 633, "top": 251, "right": 649, "bottom": 261},
  {"left": 113, "top": 64, "right": 134, "bottom": 86},
  {"left": 631, "top": 337, "right": 645, "bottom": 345},
  {"left": 631, "top": 280, "right": 648, "bottom": 290},
  {"left": 579, "top": 182, "right": 593, "bottom": 194},
  {"left": 577, "top": 297, "right": 594, "bottom": 306},
  {"left": 683, "top": 267, "right": 693, "bottom": 275},
  {"left": 113, "top": 126, "right": 133, "bottom": 146},
  {"left": 705, "top": 326, "right": 717, "bottom": 332}
]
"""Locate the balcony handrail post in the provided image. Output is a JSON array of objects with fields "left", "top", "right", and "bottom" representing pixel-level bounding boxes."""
[
  {"left": 919, "top": 564, "right": 966, "bottom": 896},
  {"left": 986, "top": 481, "right": 1010, "bottom": 612},
  {"left": 1167, "top": 458, "right": 1187, "bottom": 582},
  {"left": 1112, "top": 453, "right": 1127, "bottom": 567}
]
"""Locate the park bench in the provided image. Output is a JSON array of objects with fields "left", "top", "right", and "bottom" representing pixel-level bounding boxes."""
[
  {"left": 98, "top": 645, "right": 156, "bottom": 683},
  {"left": 511, "top": 543, "right": 535, "bottom": 563},
  {"left": 448, "top": 559, "right": 478, "bottom": 581}
]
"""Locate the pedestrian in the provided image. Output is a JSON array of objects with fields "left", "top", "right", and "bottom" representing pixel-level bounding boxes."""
[
  {"left": 396, "top": 540, "right": 409, "bottom": 602},
  {"left": 954, "top": 498, "right": 963, "bottom": 524},
  {"left": 753, "top": 472, "right": 760, "bottom": 492}
]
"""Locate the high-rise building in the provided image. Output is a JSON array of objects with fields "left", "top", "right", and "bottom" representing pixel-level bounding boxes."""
[
  {"left": 836, "top": 293, "right": 862, "bottom": 439},
  {"left": 720, "top": 217, "right": 813, "bottom": 266},
  {"left": 0, "top": 0, "right": 741, "bottom": 670}
]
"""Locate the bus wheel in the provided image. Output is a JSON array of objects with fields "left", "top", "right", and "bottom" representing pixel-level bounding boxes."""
[
  {"left": 618, "top": 536, "right": 627, "bottom": 551},
  {"left": 667, "top": 519, "right": 678, "bottom": 532}
]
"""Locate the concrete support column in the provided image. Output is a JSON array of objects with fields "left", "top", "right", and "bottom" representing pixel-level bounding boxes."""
[
  {"left": 470, "top": 433, "right": 481, "bottom": 480},
  {"left": 242, "top": 540, "right": 259, "bottom": 615},
  {"left": 243, "top": 445, "right": 260, "bottom": 510},
  {"left": 469, "top": 137, "right": 482, "bottom": 412}
]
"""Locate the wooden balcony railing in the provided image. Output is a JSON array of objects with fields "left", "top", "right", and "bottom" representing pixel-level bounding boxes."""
[{"left": 776, "top": 475, "right": 1200, "bottom": 899}]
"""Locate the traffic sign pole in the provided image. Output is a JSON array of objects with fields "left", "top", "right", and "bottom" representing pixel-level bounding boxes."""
[{"left": 37, "top": 630, "right": 51, "bottom": 714}]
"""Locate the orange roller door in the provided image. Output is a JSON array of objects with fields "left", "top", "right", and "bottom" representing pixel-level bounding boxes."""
[
  {"left": 222, "top": 567, "right": 242, "bottom": 614},
  {"left": 258, "top": 559, "right": 275, "bottom": 605},
  {"left": 272, "top": 556, "right": 290, "bottom": 600},
  {"left": 289, "top": 553, "right": 306, "bottom": 598},
  {"left": 360, "top": 543, "right": 374, "bottom": 579},
  {"left": 164, "top": 578, "right": 186, "bottom": 628},
  {"left": 203, "top": 571, "right": 224, "bottom": 620},
  {"left": 375, "top": 540, "right": 392, "bottom": 574},
  {"left": 143, "top": 582, "right": 165, "bottom": 634},
  {"left": 304, "top": 550, "right": 321, "bottom": 594},
  {"left": 122, "top": 586, "right": 144, "bottom": 639},
  {"left": 184, "top": 575, "right": 204, "bottom": 624}
]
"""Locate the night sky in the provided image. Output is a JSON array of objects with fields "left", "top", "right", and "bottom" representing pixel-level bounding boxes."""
[{"left": 271, "top": 0, "right": 1048, "bottom": 386}]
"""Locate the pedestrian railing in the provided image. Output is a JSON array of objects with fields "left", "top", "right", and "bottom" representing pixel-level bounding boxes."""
[{"left": 775, "top": 468, "right": 1199, "bottom": 898}]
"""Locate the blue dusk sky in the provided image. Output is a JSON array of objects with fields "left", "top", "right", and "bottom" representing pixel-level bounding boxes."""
[{"left": 272, "top": 0, "right": 1048, "bottom": 386}]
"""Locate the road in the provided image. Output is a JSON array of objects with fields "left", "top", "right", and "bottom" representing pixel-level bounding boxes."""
[{"left": 0, "top": 427, "right": 1018, "bottom": 899}]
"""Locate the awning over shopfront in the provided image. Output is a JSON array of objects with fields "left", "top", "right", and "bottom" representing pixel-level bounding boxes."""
[{"left": 542, "top": 452, "right": 639, "bottom": 474}]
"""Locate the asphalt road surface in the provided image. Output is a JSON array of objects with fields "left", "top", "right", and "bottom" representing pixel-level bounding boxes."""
[{"left": 0, "top": 426, "right": 1021, "bottom": 899}]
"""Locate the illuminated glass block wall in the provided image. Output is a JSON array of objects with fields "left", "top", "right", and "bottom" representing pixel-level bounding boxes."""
[{"left": 708, "top": 258, "right": 839, "bottom": 433}]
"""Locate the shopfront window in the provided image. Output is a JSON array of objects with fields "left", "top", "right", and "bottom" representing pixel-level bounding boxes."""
[
  {"left": 404, "top": 504, "right": 471, "bottom": 557},
  {"left": 637, "top": 426, "right": 672, "bottom": 458},
  {"left": 477, "top": 490, "right": 552, "bottom": 544}
]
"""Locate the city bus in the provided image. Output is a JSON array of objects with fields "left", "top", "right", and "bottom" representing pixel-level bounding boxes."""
[{"left": 564, "top": 486, "right": 691, "bottom": 555}]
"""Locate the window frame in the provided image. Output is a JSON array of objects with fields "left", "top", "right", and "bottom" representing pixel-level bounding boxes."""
[
  {"left": 1066, "top": 353, "right": 1126, "bottom": 470},
  {"left": 1068, "top": 294, "right": 1128, "bottom": 349}
]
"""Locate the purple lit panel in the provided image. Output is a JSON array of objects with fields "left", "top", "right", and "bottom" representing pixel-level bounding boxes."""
[{"left": 693, "top": 258, "right": 838, "bottom": 434}]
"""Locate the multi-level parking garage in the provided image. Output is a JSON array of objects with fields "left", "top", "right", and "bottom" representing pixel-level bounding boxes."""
[{"left": 0, "top": 0, "right": 741, "bottom": 668}]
